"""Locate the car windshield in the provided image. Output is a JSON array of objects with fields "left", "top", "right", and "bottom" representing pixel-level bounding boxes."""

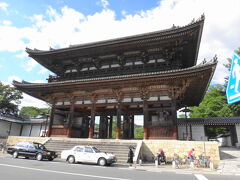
[
  {"left": 92, "top": 147, "right": 101, "bottom": 153},
  {"left": 33, "top": 143, "right": 46, "bottom": 150}
]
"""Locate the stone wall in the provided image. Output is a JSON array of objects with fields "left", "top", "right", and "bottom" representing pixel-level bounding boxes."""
[
  {"left": 7, "top": 136, "right": 49, "bottom": 145},
  {"left": 142, "top": 140, "right": 220, "bottom": 168}
]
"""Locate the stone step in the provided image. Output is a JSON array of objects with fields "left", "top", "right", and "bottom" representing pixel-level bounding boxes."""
[
  {"left": 47, "top": 141, "right": 135, "bottom": 147},
  {"left": 44, "top": 138, "right": 137, "bottom": 164}
]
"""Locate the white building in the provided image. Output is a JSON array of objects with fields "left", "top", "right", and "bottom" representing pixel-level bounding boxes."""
[
  {"left": 0, "top": 114, "right": 47, "bottom": 138},
  {"left": 177, "top": 117, "right": 240, "bottom": 147}
]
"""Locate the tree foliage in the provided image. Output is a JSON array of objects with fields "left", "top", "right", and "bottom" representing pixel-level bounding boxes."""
[
  {"left": 19, "top": 106, "right": 50, "bottom": 119},
  {"left": 190, "top": 84, "right": 234, "bottom": 117},
  {"left": 190, "top": 47, "right": 240, "bottom": 117},
  {"left": 0, "top": 82, "right": 23, "bottom": 115},
  {"left": 134, "top": 127, "right": 143, "bottom": 139}
]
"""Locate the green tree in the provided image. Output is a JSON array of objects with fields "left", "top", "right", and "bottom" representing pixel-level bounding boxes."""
[
  {"left": 134, "top": 126, "right": 143, "bottom": 139},
  {"left": 0, "top": 82, "right": 23, "bottom": 115},
  {"left": 190, "top": 84, "right": 234, "bottom": 117},
  {"left": 190, "top": 47, "right": 240, "bottom": 117},
  {"left": 19, "top": 106, "right": 50, "bottom": 119}
]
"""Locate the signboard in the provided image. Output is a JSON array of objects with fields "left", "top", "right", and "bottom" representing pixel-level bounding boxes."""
[{"left": 226, "top": 53, "right": 240, "bottom": 104}]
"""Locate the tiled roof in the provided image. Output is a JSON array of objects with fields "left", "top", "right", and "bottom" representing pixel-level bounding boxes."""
[
  {"left": 0, "top": 114, "right": 46, "bottom": 124},
  {"left": 13, "top": 59, "right": 217, "bottom": 88},
  {"left": 0, "top": 114, "right": 26, "bottom": 123}
]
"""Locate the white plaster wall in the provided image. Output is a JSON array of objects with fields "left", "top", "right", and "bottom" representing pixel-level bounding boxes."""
[
  {"left": 21, "top": 125, "right": 31, "bottom": 136},
  {"left": 9, "top": 123, "right": 21, "bottom": 136},
  {"left": 191, "top": 125, "right": 207, "bottom": 141},
  {"left": 236, "top": 124, "right": 240, "bottom": 143},
  {"left": 0, "top": 121, "right": 11, "bottom": 137},
  {"left": 30, "top": 125, "right": 41, "bottom": 137},
  {"left": 177, "top": 125, "right": 186, "bottom": 140}
]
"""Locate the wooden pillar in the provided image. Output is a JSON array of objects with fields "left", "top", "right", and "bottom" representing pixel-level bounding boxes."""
[
  {"left": 29, "top": 124, "right": 33, "bottom": 137},
  {"left": 189, "top": 124, "right": 192, "bottom": 140},
  {"left": 116, "top": 102, "right": 122, "bottom": 139},
  {"left": 185, "top": 122, "right": 188, "bottom": 140},
  {"left": 108, "top": 116, "right": 113, "bottom": 138},
  {"left": 140, "top": 87, "right": 149, "bottom": 139},
  {"left": 39, "top": 123, "right": 43, "bottom": 137},
  {"left": 123, "top": 114, "right": 130, "bottom": 139},
  {"left": 171, "top": 99, "right": 178, "bottom": 139},
  {"left": 67, "top": 100, "right": 75, "bottom": 137},
  {"left": 84, "top": 116, "right": 90, "bottom": 138},
  {"left": 19, "top": 125, "right": 23, "bottom": 136},
  {"left": 129, "top": 115, "right": 134, "bottom": 139},
  {"left": 47, "top": 102, "right": 55, "bottom": 137},
  {"left": 143, "top": 100, "right": 149, "bottom": 139},
  {"left": 105, "top": 116, "right": 108, "bottom": 138},
  {"left": 88, "top": 103, "right": 95, "bottom": 139},
  {"left": 99, "top": 116, "right": 104, "bottom": 138}
]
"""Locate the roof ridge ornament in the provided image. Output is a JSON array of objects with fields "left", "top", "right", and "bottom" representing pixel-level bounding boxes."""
[{"left": 213, "top": 54, "right": 218, "bottom": 62}]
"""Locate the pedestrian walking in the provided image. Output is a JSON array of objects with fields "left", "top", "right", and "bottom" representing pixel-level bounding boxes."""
[{"left": 127, "top": 147, "right": 134, "bottom": 166}]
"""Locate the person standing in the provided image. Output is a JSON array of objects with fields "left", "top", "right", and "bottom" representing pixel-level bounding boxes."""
[
  {"left": 187, "top": 148, "right": 195, "bottom": 168},
  {"left": 127, "top": 147, "right": 134, "bottom": 166}
]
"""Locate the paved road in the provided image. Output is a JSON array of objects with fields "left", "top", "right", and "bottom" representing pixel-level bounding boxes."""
[{"left": 0, "top": 155, "right": 239, "bottom": 180}]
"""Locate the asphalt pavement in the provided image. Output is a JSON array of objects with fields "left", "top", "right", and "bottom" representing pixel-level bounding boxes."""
[{"left": 0, "top": 151, "right": 240, "bottom": 180}]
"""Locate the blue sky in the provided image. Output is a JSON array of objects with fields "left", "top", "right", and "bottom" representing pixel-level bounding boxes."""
[{"left": 1, "top": 0, "right": 240, "bottom": 112}]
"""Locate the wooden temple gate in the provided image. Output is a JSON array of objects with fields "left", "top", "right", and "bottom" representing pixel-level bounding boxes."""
[
  {"left": 13, "top": 15, "right": 217, "bottom": 140},
  {"left": 46, "top": 84, "right": 180, "bottom": 140}
]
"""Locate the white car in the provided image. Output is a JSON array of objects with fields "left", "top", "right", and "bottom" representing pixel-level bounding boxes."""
[{"left": 61, "top": 146, "right": 117, "bottom": 166}]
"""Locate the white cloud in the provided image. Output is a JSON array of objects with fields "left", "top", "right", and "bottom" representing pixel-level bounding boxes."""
[
  {"left": 16, "top": 51, "right": 28, "bottom": 58},
  {"left": 1, "top": 0, "right": 240, "bottom": 108},
  {"left": 0, "top": 2, "right": 8, "bottom": 12},
  {"left": 1, "top": 75, "right": 22, "bottom": 86},
  {"left": 20, "top": 93, "right": 49, "bottom": 108},
  {"left": 25, "top": 59, "right": 38, "bottom": 71},
  {"left": 99, "top": 0, "right": 109, "bottom": 9},
  {"left": 2, "top": 20, "right": 12, "bottom": 25},
  {"left": 8, "top": 75, "right": 22, "bottom": 83},
  {"left": 38, "top": 68, "right": 48, "bottom": 75}
]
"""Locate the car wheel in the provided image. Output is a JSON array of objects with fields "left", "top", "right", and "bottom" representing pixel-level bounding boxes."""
[
  {"left": 36, "top": 153, "right": 43, "bottom": 161},
  {"left": 67, "top": 156, "right": 75, "bottom": 164},
  {"left": 98, "top": 158, "right": 107, "bottom": 166},
  {"left": 13, "top": 151, "right": 18, "bottom": 158}
]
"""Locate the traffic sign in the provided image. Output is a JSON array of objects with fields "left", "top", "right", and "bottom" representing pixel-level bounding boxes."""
[{"left": 226, "top": 53, "right": 240, "bottom": 104}]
